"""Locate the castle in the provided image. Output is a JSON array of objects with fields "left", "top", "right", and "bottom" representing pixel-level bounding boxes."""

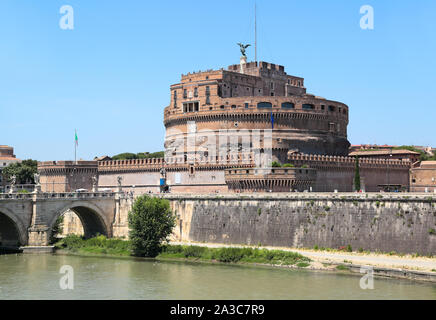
[{"left": 38, "top": 60, "right": 412, "bottom": 193}]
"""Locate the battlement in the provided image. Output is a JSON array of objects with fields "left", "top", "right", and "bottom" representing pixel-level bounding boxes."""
[
  {"left": 225, "top": 166, "right": 316, "bottom": 192},
  {"left": 98, "top": 158, "right": 165, "bottom": 172},
  {"left": 39, "top": 160, "right": 98, "bottom": 167},
  {"left": 227, "top": 61, "right": 285, "bottom": 73},
  {"left": 288, "top": 154, "right": 411, "bottom": 168},
  {"left": 38, "top": 161, "right": 98, "bottom": 174}
]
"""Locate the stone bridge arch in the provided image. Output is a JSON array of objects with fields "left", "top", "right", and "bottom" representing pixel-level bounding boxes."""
[
  {"left": 49, "top": 201, "right": 112, "bottom": 239},
  {"left": 0, "top": 207, "right": 27, "bottom": 248}
]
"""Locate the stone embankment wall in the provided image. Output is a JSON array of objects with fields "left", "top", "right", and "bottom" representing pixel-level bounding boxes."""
[{"left": 163, "top": 193, "right": 436, "bottom": 255}]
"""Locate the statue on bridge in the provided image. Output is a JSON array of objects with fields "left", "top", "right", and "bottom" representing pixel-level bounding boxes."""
[
  {"left": 92, "top": 175, "right": 98, "bottom": 192},
  {"left": 33, "top": 173, "right": 42, "bottom": 194},
  {"left": 117, "top": 176, "right": 123, "bottom": 193},
  {"left": 8, "top": 175, "right": 16, "bottom": 194},
  {"left": 34, "top": 173, "right": 40, "bottom": 185}
]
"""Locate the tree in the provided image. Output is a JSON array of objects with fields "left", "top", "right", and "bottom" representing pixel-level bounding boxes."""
[
  {"left": 2, "top": 159, "right": 37, "bottom": 184},
  {"left": 111, "top": 151, "right": 165, "bottom": 160},
  {"left": 112, "top": 152, "right": 137, "bottom": 160},
  {"left": 50, "top": 215, "right": 64, "bottom": 244},
  {"left": 128, "top": 195, "right": 176, "bottom": 257},
  {"left": 354, "top": 156, "right": 361, "bottom": 192}
]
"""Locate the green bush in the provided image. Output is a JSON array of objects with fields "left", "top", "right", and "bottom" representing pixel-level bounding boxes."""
[
  {"left": 271, "top": 161, "right": 282, "bottom": 168},
  {"left": 61, "top": 234, "right": 85, "bottom": 250},
  {"left": 283, "top": 163, "right": 295, "bottom": 168},
  {"left": 215, "top": 247, "right": 246, "bottom": 263},
  {"left": 297, "top": 262, "right": 310, "bottom": 268},
  {"left": 49, "top": 215, "right": 64, "bottom": 244},
  {"left": 336, "top": 264, "right": 349, "bottom": 271},
  {"left": 183, "top": 245, "right": 207, "bottom": 258},
  {"left": 162, "top": 245, "right": 184, "bottom": 254},
  {"left": 58, "top": 235, "right": 131, "bottom": 255},
  {"left": 128, "top": 195, "right": 176, "bottom": 257}
]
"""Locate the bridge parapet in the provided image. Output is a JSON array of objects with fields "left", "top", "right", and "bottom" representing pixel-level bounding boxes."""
[{"left": 0, "top": 192, "right": 118, "bottom": 200}]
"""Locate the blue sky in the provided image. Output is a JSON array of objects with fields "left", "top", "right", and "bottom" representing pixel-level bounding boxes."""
[{"left": 1, "top": 0, "right": 435, "bottom": 161}]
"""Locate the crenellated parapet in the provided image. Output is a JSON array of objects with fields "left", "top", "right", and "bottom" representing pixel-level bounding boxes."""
[
  {"left": 287, "top": 153, "right": 411, "bottom": 170},
  {"left": 98, "top": 158, "right": 165, "bottom": 173},
  {"left": 225, "top": 167, "right": 316, "bottom": 192}
]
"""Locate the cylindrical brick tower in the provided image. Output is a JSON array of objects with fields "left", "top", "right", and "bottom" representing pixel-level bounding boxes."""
[{"left": 163, "top": 61, "right": 350, "bottom": 165}]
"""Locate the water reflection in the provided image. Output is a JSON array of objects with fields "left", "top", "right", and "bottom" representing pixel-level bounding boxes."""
[{"left": 0, "top": 254, "right": 434, "bottom": 300}]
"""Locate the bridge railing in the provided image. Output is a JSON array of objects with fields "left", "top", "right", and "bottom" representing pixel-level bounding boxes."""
[{"left": 0, "top": 192, "right": 117, "bottom": 200}]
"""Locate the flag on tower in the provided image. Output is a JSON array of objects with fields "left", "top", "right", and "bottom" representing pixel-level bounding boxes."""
[
  {"left": 75, "top": 130, "right": 78, "bottom": 146},
  {"left": 270, "top": 111, "right": 274, "bottom": 129}
]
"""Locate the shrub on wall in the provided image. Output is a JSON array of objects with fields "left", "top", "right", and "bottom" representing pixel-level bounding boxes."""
[{"left": 271, "top": 161, "right": 282, "bottom": 167}]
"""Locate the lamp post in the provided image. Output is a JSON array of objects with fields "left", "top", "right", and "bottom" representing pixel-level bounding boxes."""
[{"left": 387, "top": 148, "right": 393, "bottom": 192}]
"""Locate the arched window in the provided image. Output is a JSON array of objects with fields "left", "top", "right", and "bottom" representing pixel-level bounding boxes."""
[
  {"left": 257, "top": 102, "right": 272, "bottom": 109},
  {"left": 281, "top": 102, "right": 295, "bottom": 109},
  {"left": 302, "top": 104, "right": 314, "bottom": 110}
]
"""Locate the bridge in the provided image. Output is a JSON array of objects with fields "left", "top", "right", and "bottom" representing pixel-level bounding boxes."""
[{"left": 0, "top": 192, "right": 131, "bottom": 249}]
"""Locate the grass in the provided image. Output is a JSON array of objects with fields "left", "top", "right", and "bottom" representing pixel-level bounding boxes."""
[
  {"left": 160, "top": 245, "right": 311, "bottom": 266},
  {"left": 56, "top": 235, "right": 311, "bottom": 267},
  {"left": 336, "top": 264, "right": 349, "bottom": 271},
  {"left": 55, "top": 235, "right": 131, "bottom": 256}
]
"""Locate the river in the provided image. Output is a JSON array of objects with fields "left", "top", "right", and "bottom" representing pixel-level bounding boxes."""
[{"left": 0, "top": 254, "right": 435, "bottom": 300}]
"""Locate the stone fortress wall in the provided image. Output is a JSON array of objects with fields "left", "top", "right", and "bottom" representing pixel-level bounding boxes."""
[
  {"left": 286, "top": 154, "right": 411, "bottom": 192},
  {"left": 164, "top": 193, "right": 436, "bottom": 255},
  {"left": 94, "top": 153, "right": 411, "bottom": 194},
  {"left": 38, "top": 161, "right": 98, "bottom": 193},
  {"left": 56, "top": 192, "right": 436, "bottom": 255}
]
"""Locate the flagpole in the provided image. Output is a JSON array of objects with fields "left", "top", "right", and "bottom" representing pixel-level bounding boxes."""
[
  {"left": 255, "top": 1, "right": 257, "bottom": 64},
  {"left": 74, "top": 129, "right": 77, "bottom": 164}
]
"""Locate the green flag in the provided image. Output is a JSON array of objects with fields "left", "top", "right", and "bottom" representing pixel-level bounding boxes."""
[{"left": 75, "top": 130, "right": 78, "bottom": 146}]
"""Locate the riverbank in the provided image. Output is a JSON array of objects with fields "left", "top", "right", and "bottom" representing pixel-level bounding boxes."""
[
  {"left": 170, "top": 240, "right": 436, "bottom": 282},
  {"left": 54, "top": 235, "right": 436, "bottom": 282},
  {"left": 54, "top": 235, "right": 312, "bottom": 269}
]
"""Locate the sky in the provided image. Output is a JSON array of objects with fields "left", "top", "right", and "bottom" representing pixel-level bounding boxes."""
[{"left": 1, "top": 0, "right": 435, "bottom": 161}]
